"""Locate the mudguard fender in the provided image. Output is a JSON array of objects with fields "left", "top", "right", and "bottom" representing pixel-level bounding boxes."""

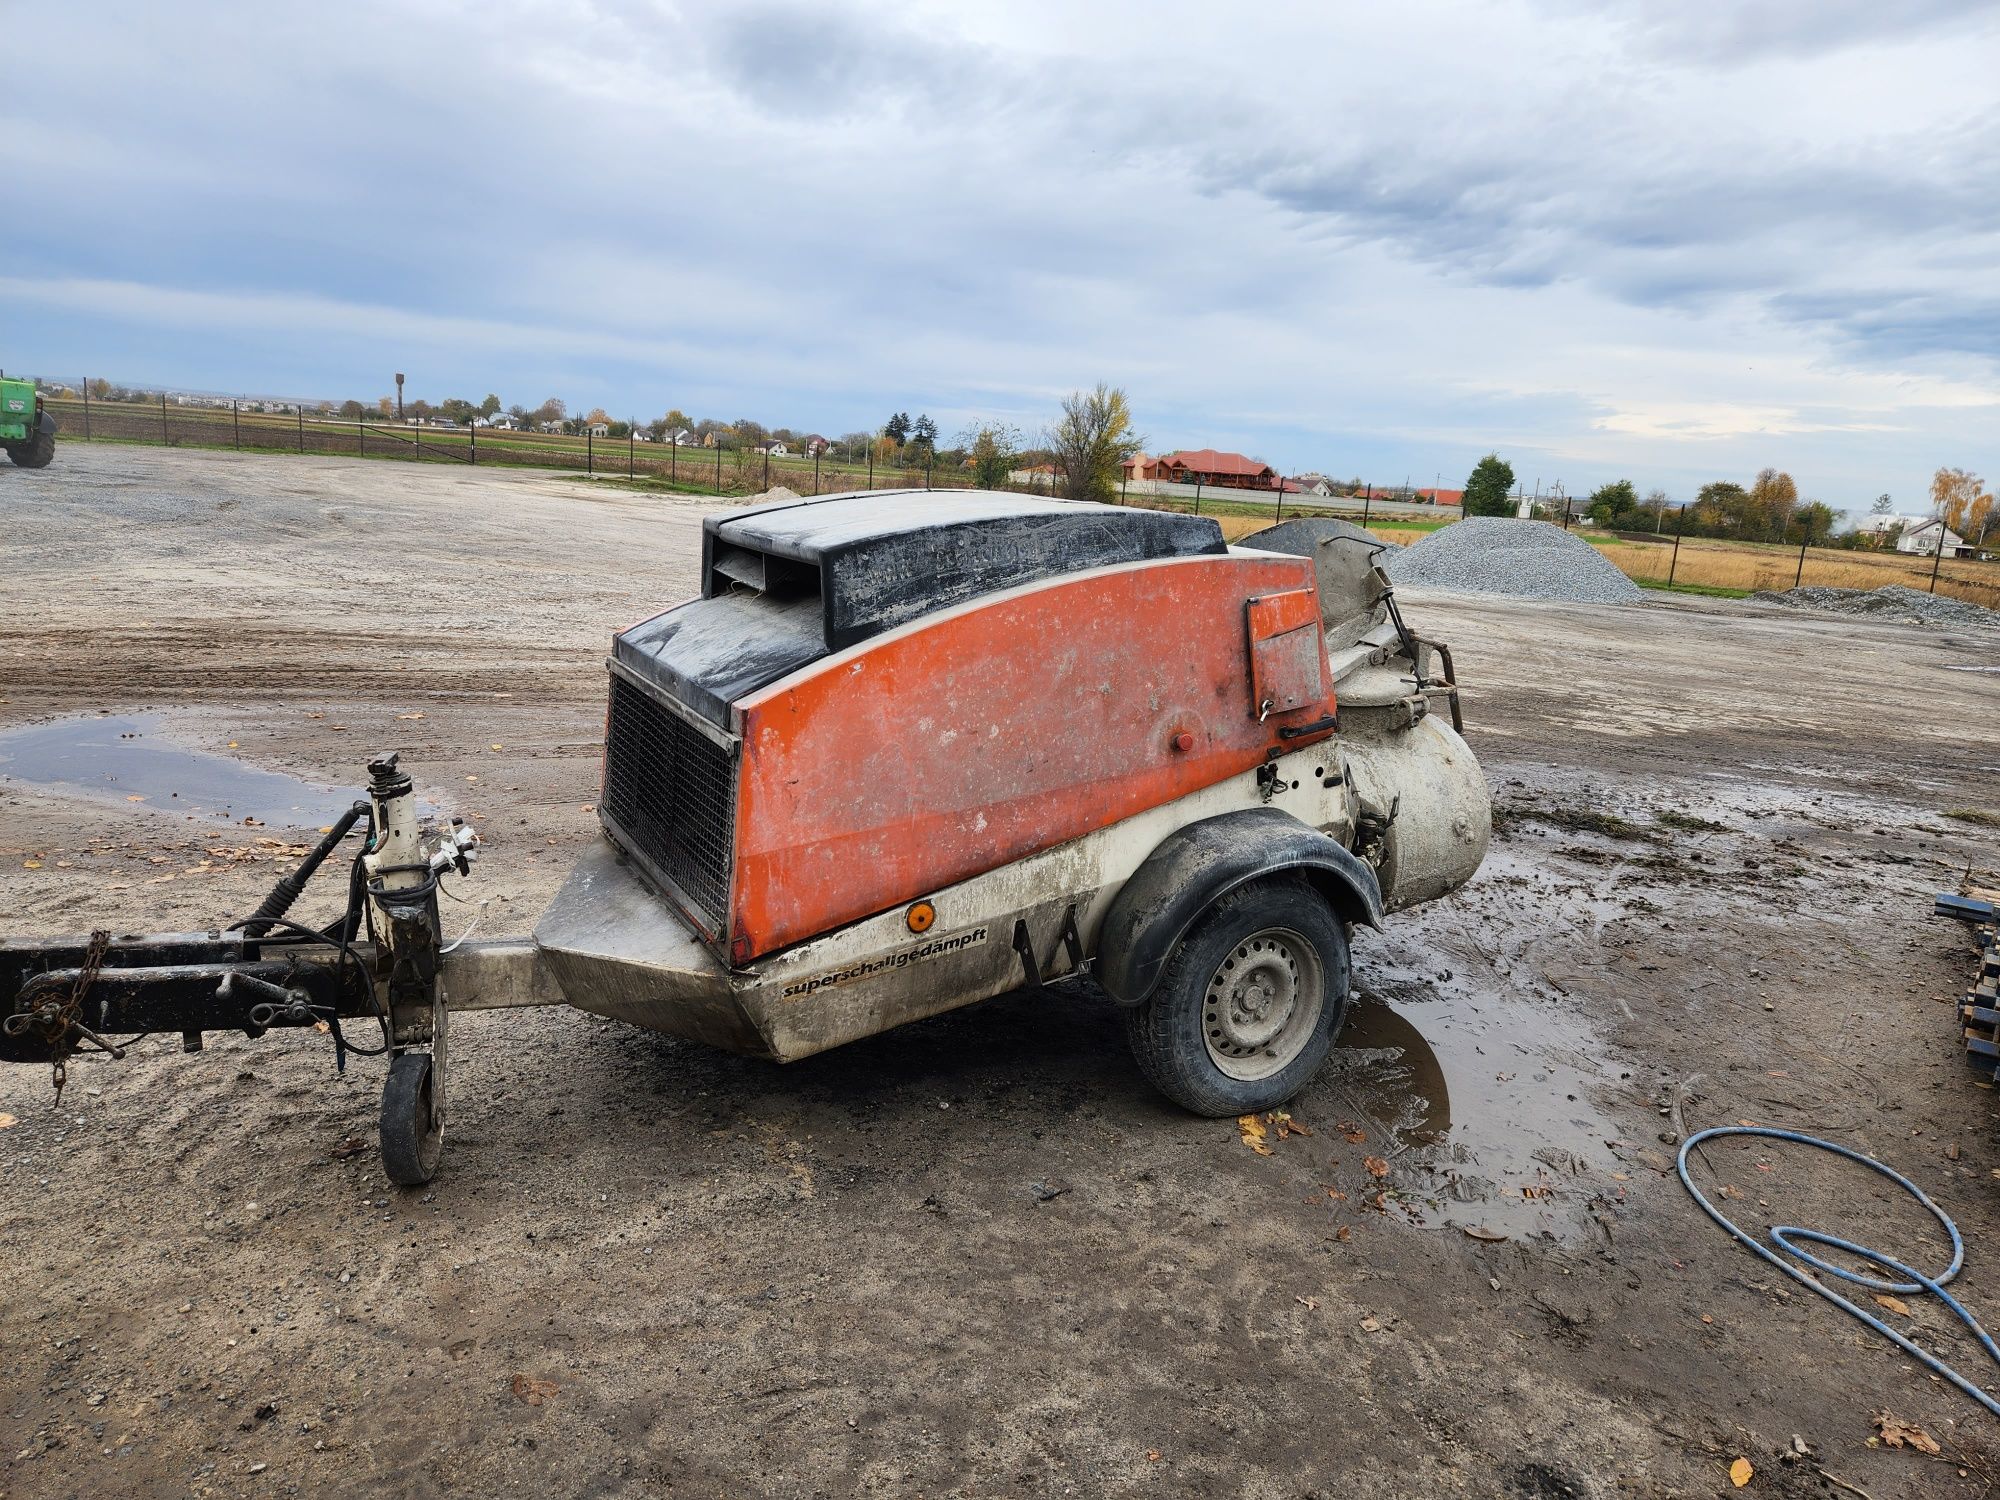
[{"left": 1095, "top": 806, "right": 1383, "bottom": 1007}]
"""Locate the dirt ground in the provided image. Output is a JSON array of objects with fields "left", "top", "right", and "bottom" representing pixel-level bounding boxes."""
[{"left": 4, "top": 445, "right": 2000, "bottom": 1500}]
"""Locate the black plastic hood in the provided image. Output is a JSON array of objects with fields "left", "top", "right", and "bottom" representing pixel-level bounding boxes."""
[{"left": 615, "top": 490, "right": 1226, "bottom": 727}]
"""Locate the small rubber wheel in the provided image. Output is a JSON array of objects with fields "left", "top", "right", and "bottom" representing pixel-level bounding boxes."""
[
  {"left": 1123, "top": 879, "right": 1351, "bottom": 1117},
  {"left": 7, "top": 429, "right": 53, "bottom": 469},
  {"left": 380, "top": 1051, "right": 443, "bottom": 1185}
]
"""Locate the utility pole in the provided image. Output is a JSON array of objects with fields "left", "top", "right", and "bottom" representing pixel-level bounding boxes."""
[{"left": 395, "top": 372, "right": 405, "bottom": 424}]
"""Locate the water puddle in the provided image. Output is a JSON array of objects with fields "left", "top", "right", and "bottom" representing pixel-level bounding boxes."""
[
  {"left": 1321, "top": 991, "right": 1622, "bottom": 1239},
  {"left": 0, "top": 714, "right": 355, "bottom": 828}
]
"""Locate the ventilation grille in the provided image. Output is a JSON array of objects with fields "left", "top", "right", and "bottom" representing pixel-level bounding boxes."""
[{"left": 600, "top": 674, "right": 736, "bottom": 930}]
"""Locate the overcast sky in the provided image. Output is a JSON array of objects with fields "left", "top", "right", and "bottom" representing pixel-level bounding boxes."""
[{"left": 7, "top": 1, "right": 1998, "bottom": 509}]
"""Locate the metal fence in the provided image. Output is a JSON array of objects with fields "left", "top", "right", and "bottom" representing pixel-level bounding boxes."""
[{"left": 38, "top": 388, "right": 1066, "bottom": 501}]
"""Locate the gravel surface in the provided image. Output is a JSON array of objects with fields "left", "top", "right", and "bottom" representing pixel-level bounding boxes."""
[
  {"left": 1384, "top": 517, "right": 1644, "bottom": 604},
  {"left": 1753, "top": 582, "right": 2000, "bottom": 629}
]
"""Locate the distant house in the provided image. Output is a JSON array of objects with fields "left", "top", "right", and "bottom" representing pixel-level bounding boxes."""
[
  {"left": 632, "top": 429, "right": 651, "bottom": 442},
  {"left": 1121, "top": 453, "right": 1159, "bottom": 482},
  {"left": 664, "top": 428, "right": 694, "bottom": 446},
  {"left": 486, "top": 415, "right": 518, "bottom": 430},
  {"left": 1156, "top": 449, "right": 1278, "bottom": 491},
  {"left": 1008, "top": 462, "right": 1060, "bottom": 484},
  {"left": 1896, "top": 517, "right": 1966, "bottom": 557},
  {"left": 1285, "top": 475, "right": 1334, "bottom": 498},
  {"left": 1413, "top": 487, "right": 1464, "bottom": 506},
  {"left": 802, "top": 434, "right": 832, "bottom": 457},
  {"left": 539, "top": 420, "right": 564, "bottom": 434},
  {"left": 755, "top": 439, "right": 789, "bottom": 456},
  {"left": 588, "top": 421, "right": 611, "bottom": 437}
]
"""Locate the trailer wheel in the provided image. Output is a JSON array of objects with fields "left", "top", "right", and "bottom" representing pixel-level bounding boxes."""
[
  {"left": 380, "top": 1051, "right": 443, "bottom": 1185},
  {"left": 1123, "top": 879, "right": 1350, "bottom": 1117}
]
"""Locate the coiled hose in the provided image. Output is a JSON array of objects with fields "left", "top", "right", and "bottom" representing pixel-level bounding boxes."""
[{"left": 1677, "top": 1125, "right": 2000, "bottom": 1417}]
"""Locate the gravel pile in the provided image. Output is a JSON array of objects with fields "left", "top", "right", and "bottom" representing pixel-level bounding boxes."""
[
  {"left": 1383, "top": 517, "right": 1644, "bottom": 604},
  {"left": 1752, "top": 584, "right": 1999, "bottom": 629}
]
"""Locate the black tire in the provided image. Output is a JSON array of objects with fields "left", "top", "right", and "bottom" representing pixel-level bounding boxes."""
[
  {"left": 380, "top": 1051, "right": 443, "bottom": 1185},
  {"left": 7, "top": 427, "right": 54, "bottom": 469},
  {"left": 1123, "top": 878, "right": 1351, "bottom": 1117}
]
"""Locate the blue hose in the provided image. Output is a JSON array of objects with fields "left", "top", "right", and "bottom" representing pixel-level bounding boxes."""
[{"left": 1676, "top": 1125, "right": 2000, "bottom": 1419}]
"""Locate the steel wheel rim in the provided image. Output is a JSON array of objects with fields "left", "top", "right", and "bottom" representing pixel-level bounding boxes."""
[{"left": 1202, "top": 926, "right": 1323, "bottom": 1081}]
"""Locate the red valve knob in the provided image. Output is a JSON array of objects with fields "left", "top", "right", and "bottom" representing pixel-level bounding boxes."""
[{"left": 1171, "top": 730, "right": 1196, "bottom": 753}]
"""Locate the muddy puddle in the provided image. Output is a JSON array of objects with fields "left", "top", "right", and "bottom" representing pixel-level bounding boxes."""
[
  {"left": 1322, "top": 986, "right": 1623, "bottom": 1240},
  {"left": 0, "top": 714, "right": 355, "bottom": 828}
]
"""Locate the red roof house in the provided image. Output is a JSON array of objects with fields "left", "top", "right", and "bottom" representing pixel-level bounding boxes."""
[{"left": 1156, "top": 449, "right": 1278, "bottom": 491}]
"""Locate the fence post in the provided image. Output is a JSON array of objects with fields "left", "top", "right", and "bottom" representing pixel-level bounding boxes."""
[
  {"left": 1668, "top": 505, "right": 1685, "bottom": 586},
  {"left": 714, "top": 443, "right": 721, "bottom": 492},
  {"left": 1794, "top": 512, "right": 1813, "bottom": 588},
  {"left": 670, "top": 436, "right": 677, "bottom": 484},
  {"left": 814, "top": 451, "right": 821, "bottom": 495},
  {"left": 1194, "top": 479, "right": 1202, "bottom": 515},
  {"left": 867, "top": 451, "right": 873, "bottom": 490},
  {"left": 1275, "top": 483, "right": 1285, "bottom": 524},
  {"left": 587, "top": 427, "right": 593, "bottom": 475},
  {"left": 1119, "top": 476, "right": 1127, "bottom": 505},
  {"left": 628, "top": 430, "right": 634, "bottom": 479},
  {"left": 233, "top": 400, "right": 240, "bottom": 450},
  {"left": 1362, "top": 485, "right": 1372, "bottom": 527},
  {"left": 1561, "top": 499, "right": 1573, "bottom": 530},
  {"left": 764, "top": 448, "right": 770, "bottom": 490},
  {"left": 298, "top": 406, "right": 304, "bottom": 454},
  {"left": 470, "top": 420, "right": 476, "bottom": 465},
  {"left": 1929, "top": 526, "right": 1947, "bottom": 594},
  {"left": 82, "top": 378, "right": 91, "bottom": 440},
  {"left": 360, "top": 418, "right": 366, "bottom": 457},
  {"left": 926, "top": 454, "right": 933, "bottom": 490},
  {"left": 160, "top": 391, "right": 168, "bottom": 446}
]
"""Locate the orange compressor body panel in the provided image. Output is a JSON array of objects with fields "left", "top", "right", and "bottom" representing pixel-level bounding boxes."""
[{"left": 596, "top": 491, "right": 1336, "bottom": 965}]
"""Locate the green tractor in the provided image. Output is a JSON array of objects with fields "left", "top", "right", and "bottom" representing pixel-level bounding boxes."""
[{"left": 1, "top": 373, "right": 56, "bottom": 469}]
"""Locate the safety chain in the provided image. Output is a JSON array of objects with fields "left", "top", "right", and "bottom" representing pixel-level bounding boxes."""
[
  {"left": 51, "top": 928, "right": 111, "bottom": 1100},
  {"left": 1, "top": 928, "right": 113, "bottom": 1103}
]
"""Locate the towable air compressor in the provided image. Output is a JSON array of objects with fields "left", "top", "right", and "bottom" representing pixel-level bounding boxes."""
[{"left": 1, "top": 491, "right": 1490, "bottom": 1182}]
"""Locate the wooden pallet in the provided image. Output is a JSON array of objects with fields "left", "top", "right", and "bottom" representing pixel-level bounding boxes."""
[{"left": 1942, "top": 880, "right": 2000, "bottom": 1078}]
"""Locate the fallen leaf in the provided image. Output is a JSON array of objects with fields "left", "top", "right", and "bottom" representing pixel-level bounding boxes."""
[
  {"left": 1873, "top": 1412, "right": 1940, "bottom": 1453},
  {"left": 1334, "top": 1225, "right": 1352, "bottom": 1242},
  {"left": 1295, "top": 1295, "right": 1319, "bottom": 1311},
  {"left": 227, "top": 740, "right": 239, "bottom": 749},
  {"left": 1872, "top": 1294, "right": 1912, "bottom": 1317},
  {"left": 0, "top": 1113, "right": 17, "bottom": 1129},
  {"left": 1144, "top": 1449, "right": 1161, "bottom": 1463},
  {"left": 1364, "top": 1155, "right": 1390, "bottom": 1179},
  {"left": 1359, "top": 1316, "right": 1381, "bottom": 1333},
  {"left": 510, "top": 1373, "right": 558, "bottom": 1407},
  {"left": 490, "top": 743, "right": 503, "bottom": 751},
  {"left": 126, "top": 794, "right": 146, "bottom": 803},
  {"left": 329, "top": 1137, "right": 367, "bottom": 1159},
  {"left": 1462, "top": 1226, "right": 1509, "bottom": 1243},
  {"left": 1237, "top": 1115, "right": 1273, "bottom": 1156},
  {"left": 1729, "top": 1456, "right": 1753, "bottom": 1487},
  {"left": 396, "top": 711, "right": 426, "bottom": 721},
  {"left": 1339, "top": 1121, "right": 1367, "bottom": 1144},
  {"left": 22, "top": 860, "right": 40, "bottom": 870}
]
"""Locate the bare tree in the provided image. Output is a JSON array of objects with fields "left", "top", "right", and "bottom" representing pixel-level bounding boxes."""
[{"left": 1048, "top": 383, "right": 1141, "bottom": 503}]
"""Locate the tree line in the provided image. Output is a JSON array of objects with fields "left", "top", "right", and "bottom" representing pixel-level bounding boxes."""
[{"left": 1457, "top": 453, "right": 1992, "bottom": 549}]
